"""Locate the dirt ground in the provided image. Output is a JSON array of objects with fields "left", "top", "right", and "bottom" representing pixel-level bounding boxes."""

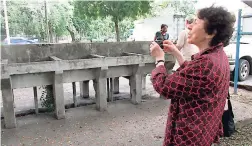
[
  {"left": 1, "top": 77, "right": 252, "bottom": 146},
  {"left": 220, "top": 123, "right": 252, "bottom": 146},
  {"left": 229, "top": 87, "right": 252, "bottom": 105},
  {"left": 1, "top": 97, "right": 168, "bottom": 146}
]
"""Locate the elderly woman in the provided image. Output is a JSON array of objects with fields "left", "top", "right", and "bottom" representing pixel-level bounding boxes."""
[{"left": 150, "top": 6, "right": 235, "bottom": 146}]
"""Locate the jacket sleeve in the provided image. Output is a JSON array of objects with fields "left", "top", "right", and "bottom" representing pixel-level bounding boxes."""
[{"left": 151, "top": 57, "right": 214, "bottom": 99}]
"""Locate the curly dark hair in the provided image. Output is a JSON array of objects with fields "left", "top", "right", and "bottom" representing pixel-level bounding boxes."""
[
  {"left": 198, "top": 6, "right": 236, "bottom": 47},
  {"left": 161, "top": 24, "right": 168, "bottom": 29}
]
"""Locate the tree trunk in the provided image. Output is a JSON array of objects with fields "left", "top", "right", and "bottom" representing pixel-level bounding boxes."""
[
  {"left": 80, "top": 30, "right": 82, "bottom": 40},
  {"left": 56, "top": 35, "right": 59, "bottom": 43},
  {"left": 66, "top": 26, "right": 75, "bottom": 42},
  {"left": 114, "top": 19, "right": 120, "bottom": 42},
  {"left": 48, "top": 21, "right": 53, "bottom": 43}
]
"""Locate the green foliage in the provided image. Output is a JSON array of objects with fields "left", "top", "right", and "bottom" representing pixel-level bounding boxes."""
[
  {"left": 118, "top": 18, "right": 134, "bottom": 40},
  {"left": 74, "top": 1, "right": 151, "bottom": 41},
  {"left": 2, "top": 0, "right": 136, "bottom": 42},
  {"left": 168, "top": 0, "right": 198, "bottom": 16},
  {"left": 86, "top": 17, "right": 114, "bottom": 39},
  {"left": 147, "top": 0, "right": 197, "bottom": 17},
  {"left": 40, "top": 85, "right": 54, "bottom": 112},
  {"left": 1, "top": 0, "right": 147, "bottom": 42},
  {"left": 74, "top": 1, "right": 151, "bottom": 21},
  {"left": 2, "top": 1, "right": 45, "bottom": 39},
  {"left": 1, "top": 0, "right": 73, "bottom": 41},
  {"left": 48, "top": 4, "right": 68, "bottom": 37},
  {"left": 72, "top": 17, "right": 91, "bottom": 37}
]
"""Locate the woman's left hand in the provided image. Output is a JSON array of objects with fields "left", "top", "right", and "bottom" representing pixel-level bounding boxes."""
[
  {"left": 149, "top": 41, "right": 165, "bottom": 61},
  {"left": 163, "top": 40, "right": 178, "bottom": 54}
]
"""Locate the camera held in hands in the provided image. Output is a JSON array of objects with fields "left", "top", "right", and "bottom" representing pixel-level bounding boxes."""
[{"left": 155, "top": 40, "right": 164, "bottom": 49}]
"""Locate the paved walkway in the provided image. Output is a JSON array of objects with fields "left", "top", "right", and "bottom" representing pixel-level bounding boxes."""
[
  {"left": 1, "top": 76, "right": 252, "bottom": 146},
  {"left": 233, "top": 75, "right": 252, "bottom": 87}
]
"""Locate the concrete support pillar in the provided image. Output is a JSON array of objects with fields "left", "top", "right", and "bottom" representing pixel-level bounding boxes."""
[
  {"left": 72, "top": 82, "right": 77, "bottom": 107},
  {"left": 33, "top": 87, "right": 39, "bottom": 114},
  {"left": 53, "top": 71, "right": 65, "bottom": 119},
  {"left": 94, "top": 66, "right": 108, "bottom": 111},
  {"left": 130, "top": 64, "right": 144, "bottom": 104},
  {"left": 106, "top": 78, "right": 110, "bottom": 101},
  {"left": 113, "top": 77, "right": 119, "bottom": 94},
  {"left": 80, "top": 81, "right": 89, "bottom": 98},
  {"left": 142, "top": 75, "right": 146, "bottom": 90},
  {"left": 142, "top": 74, "right": 146, "bottom": 95},
  {"left": 1, "top": 78, "right": 16, "bottom": 128},
  {"left": 108, "top": 78, "right": 114, "bottom": 102}
]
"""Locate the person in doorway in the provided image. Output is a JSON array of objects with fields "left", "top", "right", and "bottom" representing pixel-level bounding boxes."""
[
  {"left": 149, "top": 6, "right": 235, "bottom": 146},
  {"left": 154, "top": 24, "right": 169, "bottom": 41},
  {"left": 176, "top": 15, "right": 199, "bottom": 61}
]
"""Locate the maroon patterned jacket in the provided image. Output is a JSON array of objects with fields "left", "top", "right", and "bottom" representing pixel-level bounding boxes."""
[{"left": 151, "top": 43, "right": 230, "bottom": 146}]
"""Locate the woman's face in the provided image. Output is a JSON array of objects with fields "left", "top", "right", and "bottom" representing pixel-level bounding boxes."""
[{"left": 187, "top": 17, "right": 214, "bottom": 47}]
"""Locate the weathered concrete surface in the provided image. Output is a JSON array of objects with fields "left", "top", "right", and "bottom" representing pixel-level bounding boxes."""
[
  {"left": 95, "top": 67, "right": 109, "bottom": 111},
  {"left": 79, "top": 81, "right": 90, "bottom": 98},
  {"left": 1, "top": 42, "right": 152, "bottom": 63},
  {"left": 0, "top": 78, "right": 132, "bottom": 117},
  {"left": 238, "top": 76, "right": 252, "bottom": 87},
  {"left": 1, "top": 81, "right": 252, "bottom": 146},
  {"left": 1, "top": 42, "right": 176, "bottom": 128},
  {"left": 230, "top": 75, "right": 252, "bottom": 91},
  {"left": 1, "top": 78, "right": 16, "bottom": 128},
  {"left": 1, "top": 75, "right": 167, "bottom": 146},
  {"left": 113, "top": 77, "right": 120, "bottom": 94},
  {"left": 1, "top": 97, "right": 167, "bottom": 146},
  {"left": 228, "top": 86, "right": 252, "bottom": 128},
  {"left": 53, "top": 71, "right": 65, "bottom": 119},
  {"left": 130, "top": 64, "right": 144, "bottom": 104},
  {"left": 33, "top": 87, "right": 39, "bottom": 114}
]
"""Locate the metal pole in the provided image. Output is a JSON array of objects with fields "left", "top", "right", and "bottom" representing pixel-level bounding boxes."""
[
  {"left": 72, "top": 82, "right": 77, "bottom": 107},
  {"left": 44, "top": 0, "right": 50, "bottom": 43},
  {"left": 3, "top": 0, "right": 10, "bottom": 44},
  {"left": 234, "top": 9, "right": 242, "bottom": 94}
]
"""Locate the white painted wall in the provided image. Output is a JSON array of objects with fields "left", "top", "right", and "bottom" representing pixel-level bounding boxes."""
[{"left": 132, "top": 7, "right": 185, "bottom": 41}]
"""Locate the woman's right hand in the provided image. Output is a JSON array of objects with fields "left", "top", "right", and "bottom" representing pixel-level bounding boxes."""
[
  {"left": 163, "top": 40, "right": 179, "bottom": 54},
  {"left": 163, "top": 40, "right": 185, "bottom": 66}
]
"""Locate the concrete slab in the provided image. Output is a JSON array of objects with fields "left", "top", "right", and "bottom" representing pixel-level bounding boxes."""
[
  {"left": 226, "top": 100, "right": 252, "bottom": 122},
  {"left": 1, "top": 42, "right": 152, "bottom": 63},
  {"left": 230, "top": 75, "right": 252, "bottom": 91},
  {"left": 236, "top": 75, "right": 252, "bottom": 87}
]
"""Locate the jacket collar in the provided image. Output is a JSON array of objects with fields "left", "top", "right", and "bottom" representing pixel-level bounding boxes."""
[{"left": 191, "top": 43, "right": 224, "bottom": 60}]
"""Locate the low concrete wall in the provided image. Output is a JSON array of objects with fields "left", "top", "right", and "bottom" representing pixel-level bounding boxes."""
[
  {"left": 1, "top": 42, "right": 176, "bottom": 129},
  {"left": 1, "top": 41, "right": 151, "bottom": 63}
]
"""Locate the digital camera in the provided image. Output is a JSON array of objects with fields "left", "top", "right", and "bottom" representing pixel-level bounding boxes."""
[{"left": 155, "top": 40, "right": 164, "bottom": 49}]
